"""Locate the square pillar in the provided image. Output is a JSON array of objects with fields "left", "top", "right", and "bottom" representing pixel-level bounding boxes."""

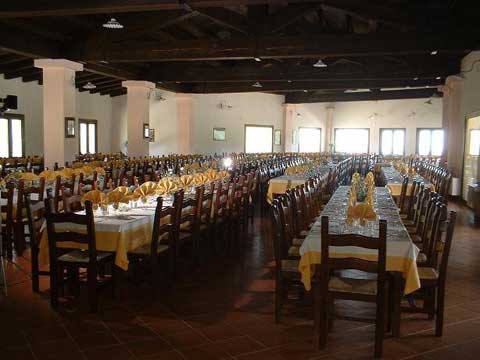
[
  {"left": 122, "top": 81, "right": 155, "bottom": 157},
  {"left": 176, "top": 94, "right": 193, "bottom": 154},
  {"left": 34, "top": 59, "right": 83, "bottom": 169}
]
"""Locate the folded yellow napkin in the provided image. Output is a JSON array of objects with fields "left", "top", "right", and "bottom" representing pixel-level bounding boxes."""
[
  {"left": 215, "top": 170, "right": 230, "bottom": 180},
  {"left": 82, "top": 190, "right": 106, "bottom": 205},
  {"left": 193, "top": 173, "right": 208, "bottom": 185},
  {"left": 72, "top": 162, "right": 84, "bottom": 169},
  {"left": 178, "top": 175, "right": 194, "bottom": 188},
  {"left": 204, "top": 169, "right": 217, "bottom": 182},
  {"left": 106, "top": 189, "right": 130, "bottom": 206},
  {"left": 39, "top": 170, "right": 57, "bottom": 182},
  {"left": 81, "top": 166, "right": 95, "bottom": 177},
  {"left": 134, "top": 181, "right": 158, "bottom": 199},
  {"left": 94, "top": 167, "right": 106, "bottom": 176},
  {"left": 157, "top": 179, "right": 178, "bottom": 195},
  {"left": 20, "top": 172, "right": 40, "bottom": 181},
  {"left": 57, "top": 168, "right": 75, "bottom": 179},
  {"left": 346, "top": 202, "right": 376, "bottom": 226}
]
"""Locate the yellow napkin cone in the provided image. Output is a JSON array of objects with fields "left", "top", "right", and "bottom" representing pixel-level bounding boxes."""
[
  {"left": 82, "top": 190, "right": 106, "bottom": 205},
  {"left": 215, "top": 170, "right": 230, "bottom": 180},
  {"left": 204, "top": 169, "right": 217, "bottom": 181},
  {"left": 94, "top": 167, "right": 106, "bottom": 176},
  {"left": 157, "top": 179, "right": 178, "bottom": 195},
  {"left": 178, "top": 175, "right": 194, "bottom": 188},
  {"left": 20, "top": 172, "right": 40, "bottom": 181},
  {"left": 39, "top": 170, "right": 57, "bottom": 182},
  {"left": 193, "top": 173, "right": 208, "bottom": 185},
  {"left": 134, "top": 181, "right": 158, "bottom": 199},
  {"left": 106, "top": 189, "right": 130, "bottom": 206},
  {"left": 57, "top": 168, "right": 75, "bottom": 179},
  {"left": 346, "top": 202, "right": 377, "bottom": 226}
]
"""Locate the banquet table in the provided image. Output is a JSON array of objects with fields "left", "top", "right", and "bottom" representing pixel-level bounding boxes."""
[
  {"left": 38, "top": 200, "right": 175, "bottom": 271},
  {"left": 381, "top": 165, "right": 434, "bottom": 196},
  {"left": 299, "top": 186, "right": 421, "bottom": 296},
  {"left": 266, "top": 167, "right": 331, "bottom": 203}
]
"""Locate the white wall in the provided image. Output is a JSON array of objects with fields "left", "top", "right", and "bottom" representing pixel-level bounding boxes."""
[
  {"left": 149, "top": 90, "right": 178, "bottom": 155},
  {"left": 191, "top": 92, "right": 285, "bottom": 154},
  {"left": 293, "top": 98, "right": 443, "bottom": 154},
  {"left": 0, "top": 74, "right": 114, "bottom": 159}
]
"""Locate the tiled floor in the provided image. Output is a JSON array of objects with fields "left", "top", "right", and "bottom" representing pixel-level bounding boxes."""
[{"left": 1, "top": 202, "right": 480, "bottom": 359}]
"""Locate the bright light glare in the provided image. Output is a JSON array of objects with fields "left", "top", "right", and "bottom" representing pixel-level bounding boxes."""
[
  {"left": 469, "top": 130, "right": 480, "bottom": 156},
  {"left": 223, "top": 157, "right": 233, "bottom": 168},
  {"left": 335, "top": 129, "right": 369, "bottom": 153},
  {"left": 298, "top": 128, "right": 321, "bottom": 153}
]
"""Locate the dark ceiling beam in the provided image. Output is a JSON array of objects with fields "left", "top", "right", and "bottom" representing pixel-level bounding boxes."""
[
  {"left": 190, "top": 78, "right": 443, "bottom": 93},
  {"left": 81, "top": 62, "right": 139, "bottom": 80},
  {"left": 0, "top": 1, "right": 315, "bottom": 18},
  {"left": 91, "top": 78, "right": 120, "bottom": 87},
  {"left": 0, "top": 23, "right": 60, "bottom": 58},
  {"left": 195, "top": 8, "right": 248, "bottom": 35},
  {"left": 76, "top": 74, "right": 107, "bottom": 85},
  {"left": 73, "top": 33, "right": 473, "bottom": 62},
  {"left": 109, "top": 88, "right": 127, "bottom": 97},
  {"left": 0, "top": 58, "right": 33, "bottom": 74},
  {"left": 0, "top": 53, "right": 27, "bottom": 65},
  {"left": 285, "top": 88, "right": 439, "bottom": 103},
  {"left": 1, "top": 19, "right": 72, "bottom": 41},
  {"left": 3, "top": 67, "right": 38, "bottom": 80},
  {"left": 88, "top": 82, "right": 122, "bottom": 94},
  {"left": 99, "top": 85, "right": 124, "bottom": 95},
  {"left": 22, "top": 71, "right": 42, "bottom": 83},
  {"left": 265, "top": 3, "right": 323, "bottom": 33}
]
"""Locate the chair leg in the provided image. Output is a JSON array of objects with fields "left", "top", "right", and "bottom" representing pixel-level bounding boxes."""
[
  {"left": 425, "top": 288, "right": 436, "bottom": 320},
  {"left": 31, "top": 245, "right": 40, "bottom": 292},
  {"left": 435, "top": 286, "right": 445, "bottom": 336},
  {"left": 0, "top": 255, "right": 7, "bottom": 296},
  {"left": 374, "top": 298, "right": 385, "bottom": 358},
  {"left": 275, "top": 274, "right": 282, "bottom": 324},
  {"left": 50, "top": 264, "right": 59, "bottom": 309},
  {"left": 313, "top": 286, "right": 328, "bottom": 350},
  {"left": 87, "top": 266, "right": 98, "bottom": 312}
]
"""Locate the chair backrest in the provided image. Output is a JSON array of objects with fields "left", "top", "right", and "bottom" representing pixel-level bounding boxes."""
[
  {"left": 398, "top": 176, "right": 409, "bottom": 213},
  {"left": 320, "top": 216, "right": 387, "bottom": 294},
  {"left": 423, "top": 202, "right": 448, "bottom": 266},
  {"left": 24, "top": 193, "right": 45, "bottom": 248},
  {"left": 45, "top": 200, "right": 97, "bottom": 263},
  {"left": 271, "top": 199, "right": 289, "bottom": 268},
  {"left": 200, "top": 182, "right": 215, "bottom": 223},
  {"left": 436, "top": 211, "right": 457, "bottom": 286},
  {"left": 16, "top": 178, "right": 46, "bottom": 221},
  {"left": 0, "top": 183, "right": 14, "bottom": 254},
  {"left": 405, "top": 180, "right": 418, "bottom": 220},
  {"left": 62, "top": 191, "right": 84, "bottom": 213},
  {"left": 150, "top": 197, "right": 175, "bottom": 255}
]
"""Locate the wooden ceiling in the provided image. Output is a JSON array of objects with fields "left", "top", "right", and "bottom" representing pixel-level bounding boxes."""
[{"left": 0, "top": 0, "right": 478, "bottom": 102}]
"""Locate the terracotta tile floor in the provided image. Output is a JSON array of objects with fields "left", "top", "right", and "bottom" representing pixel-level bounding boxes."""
[{"left": 1, "top": 202, "right": 480, "bottom": 359}]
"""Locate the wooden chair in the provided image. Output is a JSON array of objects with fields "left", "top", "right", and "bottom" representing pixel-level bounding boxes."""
[
  {"left": 24, "top": 194, "right": 49, "bottom": 292},
  {"left": 402, "top": 180, "right": 418, "bottom": 221},
  {"left": 1, "top": 182, "right": 14, "bottom": 258},
  {"left": 398, "top": 176, "right": 409, "bottom": 214},
  {"left": 271, "top": 199, "right": 302, "bottom": 323},
  {"left": 211, "top": 181, "right": 229, "bottom": 254},
  {"left": 45, "top": 200, "right": 115, "bottom": 311},
  {"left": 62, "top": 191, "right": 84, "bottom": 213},
  {"left": 127, "top": 197, "right": 176, "bottom": 298},
  {"left": 314, "top": 216, "right": 389, "bottom": 358},
  {"left": 403, "top": 211, "right": 456, "bottom": 336}
]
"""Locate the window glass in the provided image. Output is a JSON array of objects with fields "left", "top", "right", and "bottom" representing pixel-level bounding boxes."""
[
  {"left": 469, "top": 129, "right": 480, "bottom": 156},
  {"left": 417, "top": 129, "right": 444, "bottom": 156},
  {"left": 418, "top": 129, "right": 432, "bottom": 156},
  {"left": 245, "top": 126, "right": 273, "bottom": 153},
  {"left": 392, "top": 129, "right": 405, "bottom": 155},
  {"left": 10, "top": 118, "right": 23, "bottom": 157},
  {"left": 0, "top": 118, "right": 9, "bottom": 157},
  {"left": 88, "top": 123, "right": 96, "bottom": 154},
  {"left": 335, "top": 129, "right": 369, "bottom": 153},
  {"left": 298, "top": 128, "right": 321, "bottom": 153},
  {"left": 80, "top": 122, "right": 88, "bottom": 154}
]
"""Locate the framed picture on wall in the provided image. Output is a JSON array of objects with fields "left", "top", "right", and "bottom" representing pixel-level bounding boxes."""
[
  {"left": 65, "top": 117, "right": 75, "bottom": 138},
  {"left": 213, "top": 127, "right": 226, "bottom": 141},
  {"left": 292, "top": 129, "right": 298, "bottom": 145},
  {"left": 149, "top": 129, "right": 155, "bottom": 142},
  {"left": 274, "top": 129, "right": 281, "bottom": 145},
  {"left": 143, "top": 123, "right": 150, "bottom": 138}
]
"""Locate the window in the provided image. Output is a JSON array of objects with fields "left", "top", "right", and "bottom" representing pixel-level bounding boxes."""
[
  {"left": 380, "top": 128, "right": 405, "bottom": 155},
  {"left": 244, "top": 125, "right": 273, "bottom": 153},
  {"left": 298, "top": 127, "right": 321, "bottom": 153},
  {"left": 0, "top": 114, "right": 24, "bottom": 157},
  {"left": 417, "top": 128, "right": 444, "bottom": 156},
  {"left": 79, "top": 119, "right": 97, "bottom": 155},
  {"left": 334, "top": 128, "right": 369, "bottom": 153},
  {"left": 469, "top": 129, "right": 480, "bottom": 156}
]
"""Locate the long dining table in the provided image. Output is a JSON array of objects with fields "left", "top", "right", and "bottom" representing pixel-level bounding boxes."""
[
  {"left": 299, "top": 186, "right": 421, "bottom": 336},
  {"left": 381, "top": 165, "right": 434, "bottom": 196}
]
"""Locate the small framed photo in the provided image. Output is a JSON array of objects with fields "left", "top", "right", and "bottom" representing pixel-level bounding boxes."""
[
  {"left": 149, "top": 129, "right": 155, "bottom": 142},
  {"left": 65, "top": 117, "right": 75, "bottom": 138},
  {"left": 274, "top": 129, "right": 281, "bottom": 145},
  {"left": 213, "top": 127, "right": 226, "bottom": 141},
  {"left": 143, "top": 123, "right": 150, "bottom": 138},
  {"left": 292, "top": 129, "right": 298, "bottom": 145}
]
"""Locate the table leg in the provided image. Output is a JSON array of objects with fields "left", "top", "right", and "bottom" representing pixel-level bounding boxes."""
[{"left": 391, "top": 272, "right": 402, "bottom": 338}]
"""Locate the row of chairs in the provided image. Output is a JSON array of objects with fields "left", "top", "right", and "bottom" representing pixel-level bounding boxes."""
[{"left": 22, "top": 171, "right": 259, "bottom": 311}]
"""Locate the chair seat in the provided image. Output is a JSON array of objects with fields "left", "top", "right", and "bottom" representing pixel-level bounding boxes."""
[
  {"left": 418, "top": 267, "right": 438, "bottom": 282},
  {"left": 329, "top": 276, "right": 378, "bottom": 295},
  {"left": 57, "top": 250, "right": 113, "bottom": 264},
  {"left": 292, "top": 238, "right": 304, "bottom": 246},
  {"left": 403, "top": 220, "right": 415, "bottom": 227},
  {"left": 281, "top": 259, "right": 299, "bottom": 272},
  {"left": 416, "top": 252, "right": 427, "bottom": 264},
  {"left": 300, "top": 230, "right": 309, "bottom": 237},
  {"left": 178, "top": 232, "right": 192, "bottom": 241},
  {"left": 412, "top": 234, "right": 423, "bottom": 243},
  {"left": 288, "top": 246, "right": 300, "bottom": 257},
  {"left": 129, "top": 243, "right": 169, "bottom": 256}
]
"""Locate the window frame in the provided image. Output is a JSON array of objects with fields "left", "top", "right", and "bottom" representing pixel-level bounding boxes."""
[
  {"left": 0, "top": 113, "right": 25, "bottom": 157},
  {"left": 468, "top": 129, "right": 480, "bottom": 156},
  {"left": 379, "top": 128, "right": 406, "bottom": 156},
  {"left": 78, "top": 118, "right": 98, "bottom": 155},
  {"left": 244, "top": 124, "right": 274, "bottom": 153},
  {"left": 334, "top": 128, "right": 370, "bottom": 153},
  {"left": 298, "top": 126, "right": 322, "bottom": 153},
  {"left": 416, "top": 128, "right": 444, "bottom": 156}
]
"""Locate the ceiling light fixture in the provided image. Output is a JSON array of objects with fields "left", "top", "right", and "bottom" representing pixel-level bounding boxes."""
[
  {"left": 254, "top": 57, "right": 261, "bottom": 62},
  {"left": 430, "top": 50, "right": 438, "bottom": 55},
  {"left": 83, "top": 82, "right": 96, "bottom": 90},
  {"left": 287, "top": 80, "right": 292, "bottom": 83},
  {"left": 303, "top": 90, "right": 308, "bottom": 93},
  {"left": 424, "top": 99, "right": 433, "bottom": 105},
  {"left": 413, "top": 77, "right": 419, "bottom": 81},
  {"left": 436, "top": 76, "right": 441, "bottom": 80},
  {"left": 102, "top": 18, "right": 124, "bottom": 29},
  {"left": 252, "top": 81, "right": 262, "bottom": 88},
  {"left": 313, "top": 59, "right": 328, "bottom": 68}
]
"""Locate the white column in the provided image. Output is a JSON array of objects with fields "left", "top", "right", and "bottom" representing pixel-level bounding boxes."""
[
  {"left": 122, "top": 81, "right": 155, "bottom": 157},
  {"left": 283, "top": 103, "right": 295, "bottom": 152},
  {"left": 176, "top": 94, "right": 193, "bottom": 154},
  {"left": 34, "top": 59, "right": 83, "bottom": 169},
  {"left": 325, "top": 103, "right": 335, "bottom": 153}
]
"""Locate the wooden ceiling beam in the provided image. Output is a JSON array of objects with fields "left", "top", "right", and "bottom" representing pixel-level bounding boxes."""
[
  {"left": 22, "top": 71, "right": 42, "bottom": 83},
  {"left": 285, "top": 88, "right": 439, "bottom": 103},
  {"left": 109, "top": 88, "right": 128, "bottom": 97},
  {"left": 73, "top": 33, "right": 472, "bottom": 62},
  {"left": 99, "top": 85, "right": 124, "bottom": 95},
  {"left": 0, "top": 1, "right": 315, "bottom": 18},
  {"left": 196, "top": 8, "right": 248, "bottom": 35},
  {"left": 189, "top": 78, "right": 443, "bottom": 93},
  {"left": 0, "top": 58, "right": 33, "bottom": 74},
  {"left": 264, "top": 3, "right": 323, "bottom": 33},
  {"left": 3, "top": 67, "right": 38, "bottom": 80},
  {"left": 0, "top": 23, "right": 60, "bottom": 58},
  {"left": 88, "top": 82, "right": 122, "bottom": 94},
  {"left": 76, "top": 74, "right": 108, "bottom": 85},
  {"left": 0, "top": 53, "right": 27, "bottom": 65}
]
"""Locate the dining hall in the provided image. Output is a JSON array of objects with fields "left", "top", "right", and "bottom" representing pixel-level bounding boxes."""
[{"left": 1, "top": 1, "right": 480, "bottom": 359}]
